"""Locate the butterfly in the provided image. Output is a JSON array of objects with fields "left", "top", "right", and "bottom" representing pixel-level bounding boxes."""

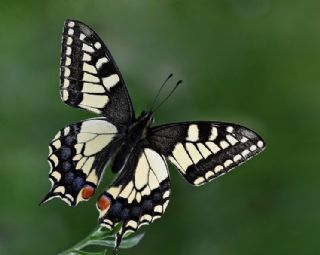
[{"left": 41, "top": 19, "right": 266, "bottom": 252}]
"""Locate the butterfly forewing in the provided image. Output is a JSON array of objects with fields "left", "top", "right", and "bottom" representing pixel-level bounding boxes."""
[
  {"left": 149, "top": 122, "right": 265, "bottom": 186},
  {"left": 60, "top": 20, "right": 134, "bottom": 125},
  {"left": 42, "top": 118, "right": 123, "bottom": 206},
  {"left": 97, "top": 146, "right": 170, "bottom": 250}
]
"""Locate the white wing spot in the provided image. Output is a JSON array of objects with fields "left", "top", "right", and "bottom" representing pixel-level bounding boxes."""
[
  {"left": 168, "top": 156, "right": 183, "bottom": 172},
  {"left": 62, "top": 90, "right": 69, "bottom": 100},
  {"left": 224, "top": 159, "right": 233, "bottom": 168},
  {"left": 66, "top": 47, "right": 72, "bottom": 56},
  {"left": 141, "top": 214, "right": 152, "bottom": 223},
  {"left": 163, "top": 200, "right": 169, "bottom": 211},
  {"left": 65, "top": 57, "right": 71, "bottom": 66},
  {"left": 63, "top": 79, "right": 70, "bottom": 88},
  {"left": 186, "top": 143, "right": 202, "bottom": 164},
  {"left": 220, "top": 140, "right": 229, "bottom": 149},
  {"left": 136, "top": 193, "right": 142, "bottom": 203},
  {"left": 102, "top": 74, "right": 120, "bottom": 90},
  {"left": 66, "top": 37, "right": 73, "bottom": 45},
  {"left": 49, "top": 154, "right": 59, "bottom": 167},
  {"left": 141, "top": 186, "right": 151, "bottom": 196},
  {"left": 76, "top": 157, "right": 87, "bottom": 169},
  {"left": 77, "top": 133, "right": 96, "bottom": 143},
  {"left": 119, "top": 182, "right": 133, "bottom": 199},
  {"left": 68, "top": 21, "right": 75, "bottom": 27},
  {"left": 82, "top": 43, "right": 95, "bottom": 53},
  {"left": 83, "top": 73, "right": 100, "bottom": 83},
  {"left": 205, "top": 142, "right": 220, "bottom": 154},
  {"left": 73, "top": 154, "right": 82, "bottom": 161},
  {"left": 226, "top": 135, "right": 238, "bottom": 145},
  {"left": 83, "top": 63, "right": 97, "bottom": 74},
  {"left": 82, "top": 83, "right": 105, "bottom": 93},
  {"left": 257, "top": 141, "right": 264, "bottom": 148},
  {"left": 154, "top": 205, "right": 162, "bottom": 213},
  {"left": 80, "top": 119, "right": 117, "bottom": 134},
  {"left": 79, "top": 105, "right": 101, "bottom": 114},
  {"left": 135, "top": 154, "right": 149, "bottom": 190},
  {"left": 127, "top": 220, "right": 138, "bottom": 229},
  {"left": 80, "top": 33, "right": 86, "bottom": 41},
  {"left": 64, "top": 67, "right": 71, "bottom": 77},
  {"left": 148, "top": 170, "right": 161, "bottom": 191},
  {"left": 128, "top": 190, "right": 136, "bottom": 203},
  {"left": 108, "top": 186, "right": 122, "bottom": 199},
  {"left": 214, "top": 165, "right": 223, "bottom": 174},
  {"left": 241, "top": 137, "right": 248, "bottom": 143},
  {"left": 241, "top": 149, "right": 250, "bottom": 158},
  {"left": 194, "top": 177, "right": 205, "bottom": 185},
  {"left": 96, "top": 57, "right": 108, "bottom": 69},
  {"left": 68, "top": 29, "right": 74, "bottom": 35},
  {"left": 205, "top": 171, "right": 214, "bottom": 179},
  {"left": 186, "top": 124, "right": 199, "bottom": 142},
  {"left": 209, "top": 126, "right": 218, "bottom": 141},
  {"left": 82, "top": 53, "right": 92, "bottom": 62},
  {"left": 233, "top": 154, "right": 242, "bottom": 162},
  {"left": 226, "top": 126, "right": 234, "bottom": 133},
  {"left": 172, "top": 143, "right": 193, "bottom": 172},
  {"left": 163, "top": 191, "right": 170, "bottom": 198},
  {"left": 50, "top": 171, "right": 61, "bottom": 182},
  {"left": 52, "top": 140, "right": 61, "bottom": 149},
  {"left": 197, "top": 143, "right": 211, "bottom": 158},
  {"left": 145, "top": 148, "right": 168, "bottom": 182},
  {"left": 74, "top": 143, "right": 83, "bottom": 154},
  {"left": 94, "top": 42, "right": 102, "bottom": 49},
  {"left": 250, "top": 145, "right": 257, "bottom": 151},
  {"left": 80, "top": 93, "right": 109, "bottom": 108},
  {"left": 82, "top": 157, "right": 95, "bottom": 174},
  {"left": 53, "top": 131, "right": 61, "bottom": 140},
  {"left": 54, "top": 186, "right": 66, "bottom": 194}
]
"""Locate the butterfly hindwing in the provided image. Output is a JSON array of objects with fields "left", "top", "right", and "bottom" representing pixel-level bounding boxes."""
[
  {"left": 149, "top": 122, "right": 265, "bottom": 186},
  {"left": 97, "top": 146, "right": 170, "bottom": 250},
  {"left": 60, "top": 20, "right": 134, "bottom": 125},
  {"left": 42, "top": 117, "right": 123, "bottom": 206}
]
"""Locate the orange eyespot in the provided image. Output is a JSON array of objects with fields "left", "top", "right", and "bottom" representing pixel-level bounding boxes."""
[
  {"left": 81, "top": 185, "right": 95, "bottom": 200},
  {"left": 97, "top": 195, "right": 111, "bottom": 211}
]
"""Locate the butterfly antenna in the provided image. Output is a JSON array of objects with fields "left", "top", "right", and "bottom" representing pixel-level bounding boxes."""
[
  {"left": 150, "top": 73, "right": 173, "bottom": 110},
  {"left": 153, "top": 79, "right": 182, "bottom": 112}
]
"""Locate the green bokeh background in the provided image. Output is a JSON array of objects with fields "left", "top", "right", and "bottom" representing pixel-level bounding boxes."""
[{"left": 1, "top": 0, "right": 319, "bottom": 254}]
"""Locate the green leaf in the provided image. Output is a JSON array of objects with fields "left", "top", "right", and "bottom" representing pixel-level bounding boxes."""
[
  {"left": 86, "top": 240, "right": 114, "bottom": 247},
  {"left": 58, "top": 225, "right": 144, "bottom": 255},
  {"left": 118, "top": 233, "right": 144, "bottom": 249}
]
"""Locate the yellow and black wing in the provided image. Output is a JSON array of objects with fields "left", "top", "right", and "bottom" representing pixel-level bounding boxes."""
[
  {"left": 97, "top": 145, "right": 170, "bottom": 252},
  {"left": 60, "top": 20, "right": 134, "bottom": 125},
  {"left": 41, "top": 118, "right": 123, "bottom": 206},
  {"left": 149, "top": 121, "right": 265, "bottom": 185}
]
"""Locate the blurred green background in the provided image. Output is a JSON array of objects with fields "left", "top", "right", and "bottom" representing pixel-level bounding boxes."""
[{"left": 1, "top": 0, "right": 320, "bottom": 254}]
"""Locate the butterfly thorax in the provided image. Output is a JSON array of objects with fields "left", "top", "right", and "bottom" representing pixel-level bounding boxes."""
[
  {"left": 111, "top": 111, "right": 154, "bottom": 173},
  {"left": 127, "top": 111, "right": 154, "bottom": 143}
]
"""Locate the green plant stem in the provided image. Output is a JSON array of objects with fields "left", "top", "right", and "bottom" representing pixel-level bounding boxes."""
[
  {"left": 58, "top": 226, "right": 103, "bottom": 255},
  {"left": 57, "top": 224, "right": 143, "bottom": 255}
]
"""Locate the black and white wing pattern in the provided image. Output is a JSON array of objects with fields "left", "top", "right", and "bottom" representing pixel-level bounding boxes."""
[
  {"left": 149, "top": 122, "right": 265, "bottom": 186},
  {"left": 96, "top": 145, "right": 170, "bottom": 251},
  {"left": 60, "top": 20, "right": 134, "bottom": 125},
  {"left": 41, "top": 118, "right": 123, "bottom": 206}
]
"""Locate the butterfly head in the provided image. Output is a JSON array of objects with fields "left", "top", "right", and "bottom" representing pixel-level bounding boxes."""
[{"left": 140, "top": 110, "right": 155, "bottom": 125}]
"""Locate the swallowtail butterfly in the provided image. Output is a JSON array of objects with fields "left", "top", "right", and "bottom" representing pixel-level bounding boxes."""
[{"left": 41, "top": 20, "right": 266, "bottom": 251}]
